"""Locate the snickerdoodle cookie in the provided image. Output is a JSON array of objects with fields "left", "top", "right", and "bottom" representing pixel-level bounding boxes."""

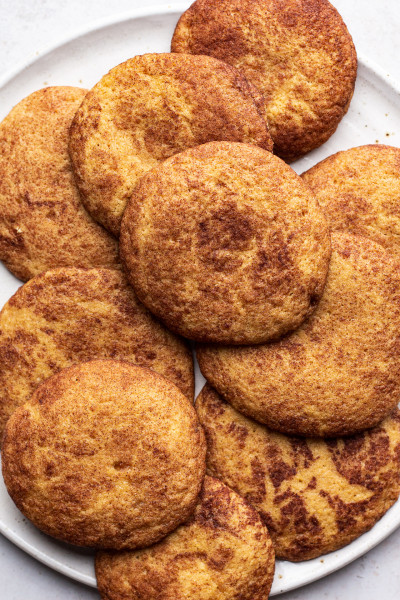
[
  {"left": 69, "top": 52, "right": 273, "bottom": 236},
  {"left": 0, "top": 87, "right": 119, "bottom": 281},
  {"left": 96, "top": 476, "right": 275, "bottom": 600},
  {"left": 197, "top": 232, "right": 400, "bottom": 436},
  {"left": 172, "top": 0, "right": 357, "bottom": 161},
  {"left": 196, "top": 385, "right": 400, "bottom": 561},
  {"left": 120, "top": 141, "right": 331, "bottom": 345},
  {"left": 2, "top": 360, "right": 206, "bottom": 549},
  {"left": 302, "top": 145, "right": 400, "bottom": 255},
  {"left": 0, "top": 267, "right": 193, "bottom": 436}
]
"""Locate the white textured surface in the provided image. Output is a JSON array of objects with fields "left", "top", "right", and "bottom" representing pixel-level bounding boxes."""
[{"left": 0, "top": 1, "right": 400, "bottom": 599}]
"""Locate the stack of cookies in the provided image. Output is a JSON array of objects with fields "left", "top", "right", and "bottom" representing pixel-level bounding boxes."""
[{"left": 0, "top": 1, "right": 400, "bottom": 599}]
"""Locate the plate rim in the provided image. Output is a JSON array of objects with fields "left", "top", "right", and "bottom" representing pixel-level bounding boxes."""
[
  {"left": 0, "top": 1, "right": 400, "bottom": 99},
  {"left": 0, "top": 2, "right": 400, "bottom": 595},
  {"left": 0, "top": 498, "right": 96, "bottom": 587},
  {"left": 0, "top": 2, "right": 190, "bottom": 91},
  {"left": 271, "top": 499, "right": 400, "bottom": 594}
]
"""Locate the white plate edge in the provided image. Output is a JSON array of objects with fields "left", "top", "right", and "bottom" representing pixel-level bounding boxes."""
[
  {"left": 0, "top": 2, "right": 399, "bottom": 595},
  {"left": 0, "top": 2, "right": 400, "bottom": 102},
  {"left": 0, "top": 514, "right": 95, "bottom": 587},
  {"left": 0, "top": 2, "right": 189, "bottom": 91}
]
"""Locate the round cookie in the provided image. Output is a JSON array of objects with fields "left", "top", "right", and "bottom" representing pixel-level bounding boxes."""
[
  {"left": 120, "top": 141, "right": 331, "bottom": 345},
  {"left": 196, "top": 385, "right": 400, "bottom": 561},
  {"left": 0, "top": 267, "right": 194, "bottom": 436},
  {"left": 171, "top": 0, "right": 357, "bottom": 161},
  {"left": 0, "top": 87, "right": 120, "bottom": 281},
  {"left": 96, "top": 476, "right": 275, "bottom": 600},
  {"left": 197, "top": 232, "right": 400, "bottom": 437},
  {"left": 2, "top": 360, "right": 206, "bottom": 549},
  {"left": 69, "top": 52, "right": 273, "bottom": 236},
  {"left": 302, "top": 145, "right": 400, "bottom": 255}
]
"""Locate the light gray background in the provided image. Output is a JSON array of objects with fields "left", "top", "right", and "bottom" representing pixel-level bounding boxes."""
[{"left": 0, "top": 1, "right": 400, "bottom": 598}]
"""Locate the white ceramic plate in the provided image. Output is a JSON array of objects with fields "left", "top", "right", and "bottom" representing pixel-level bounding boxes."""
[{"left": 1, "top": 2, "right": 400, "bottom": 595}]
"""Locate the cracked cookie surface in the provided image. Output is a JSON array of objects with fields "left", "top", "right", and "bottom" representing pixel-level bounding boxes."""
[
  {"left": 302, "top": 144, "right": 400, "bottom": 255},
  {"left": 196, "top": 385, "right": 400, "bottom": 561},
  {"left": 0, "top": 267, "right": 194, "bottom": 436},
  {"left": 198, "top": 232, "right": 400, "bottom": 436},
  {"left": 96, "top": 476, "right": 275, "bottom": 600},
  {"left": 172, "top": 0, "right": 357, "bottom": 161},
  {"left": 0, "top": 87, "right": 120, "bottom": 281},
  {"left": 2, "top": 360, "right": 205, "bottom": 549},
  {"left": 69, "top": 53, "right": 273, "bottom": 236},
  {"left": 120, "top": 141, "right": 331, "bottom": 345}
]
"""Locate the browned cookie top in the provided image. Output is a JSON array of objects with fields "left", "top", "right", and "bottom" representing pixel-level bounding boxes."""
[
  {"left": 68, "top": 52, "right": 273, "bottom": 236},
  {"left": 197, "top": 232, "right": 400, "bottom": 436},
  {"left": 196, "top": 385, "right": 400, "bottom": 561},
  {"left": 0, "top": 87, "right": 120, "bottom": 281},
  {"left": 96, "top": 476, "right": 275, "bottom": 600},
  {"left": 302, "top": 145, "right": 400, "bottom": 255},
  {"left": 172, "top": 0, "right": 357, "bottom": 161},
  {"left": 0, "top": 267, "right": 194, "bottom": 436},
  {"left": 2, "top": 360, "right": 206, "bottom": 549},
  {"left": 120, "top": 141, "right": 331, "bottom": 345}
]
